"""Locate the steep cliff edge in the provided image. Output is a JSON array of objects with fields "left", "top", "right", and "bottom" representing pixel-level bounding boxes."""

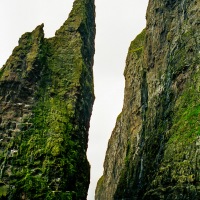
[
  {"left": 96, "top": 0, "right": 199, "bottom": 199},
  {"left": 0, "top": 0, "right": 95, "bottom": 199}
]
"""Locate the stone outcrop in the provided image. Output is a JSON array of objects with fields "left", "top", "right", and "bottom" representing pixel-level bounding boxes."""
[
  {"left": 0, "top": 0, "right": 95, "bottom": 199},
  {"left": 96, "top": 0, "right": 200, "bottom": 199}
]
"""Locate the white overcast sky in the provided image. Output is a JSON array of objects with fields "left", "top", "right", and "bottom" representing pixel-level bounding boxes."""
[{"left": 0, "top": 0, "right": 148, "bottom": 199}]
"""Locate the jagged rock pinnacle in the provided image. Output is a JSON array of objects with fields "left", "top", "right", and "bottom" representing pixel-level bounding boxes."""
[{"left": 0, "top": 0, "right": 95, "bottom": 199}]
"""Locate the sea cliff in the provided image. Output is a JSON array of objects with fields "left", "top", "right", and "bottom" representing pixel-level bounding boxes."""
[{"left": 96, "top": 0, "right": 200, "bottom": 199}]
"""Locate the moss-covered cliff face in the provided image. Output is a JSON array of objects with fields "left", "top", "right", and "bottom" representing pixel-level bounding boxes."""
[
  {"left": 0, "top": 0, "right": 95, "bottom": 199},
  {"left": 96, "top": 0, "right": 200, "bottom": 199}
]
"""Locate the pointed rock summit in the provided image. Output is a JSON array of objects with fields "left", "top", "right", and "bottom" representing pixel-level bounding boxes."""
[{"left": 0, "top": 0, "right": 95, "bottom": 199}]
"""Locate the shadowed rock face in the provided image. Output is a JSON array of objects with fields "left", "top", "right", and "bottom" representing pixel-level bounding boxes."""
[
  {"left": 0, "top": 0, "right": 95, "bottom": 199},
  {"left": 96, "top": 0, "right": 200, "bottom": 199}
]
